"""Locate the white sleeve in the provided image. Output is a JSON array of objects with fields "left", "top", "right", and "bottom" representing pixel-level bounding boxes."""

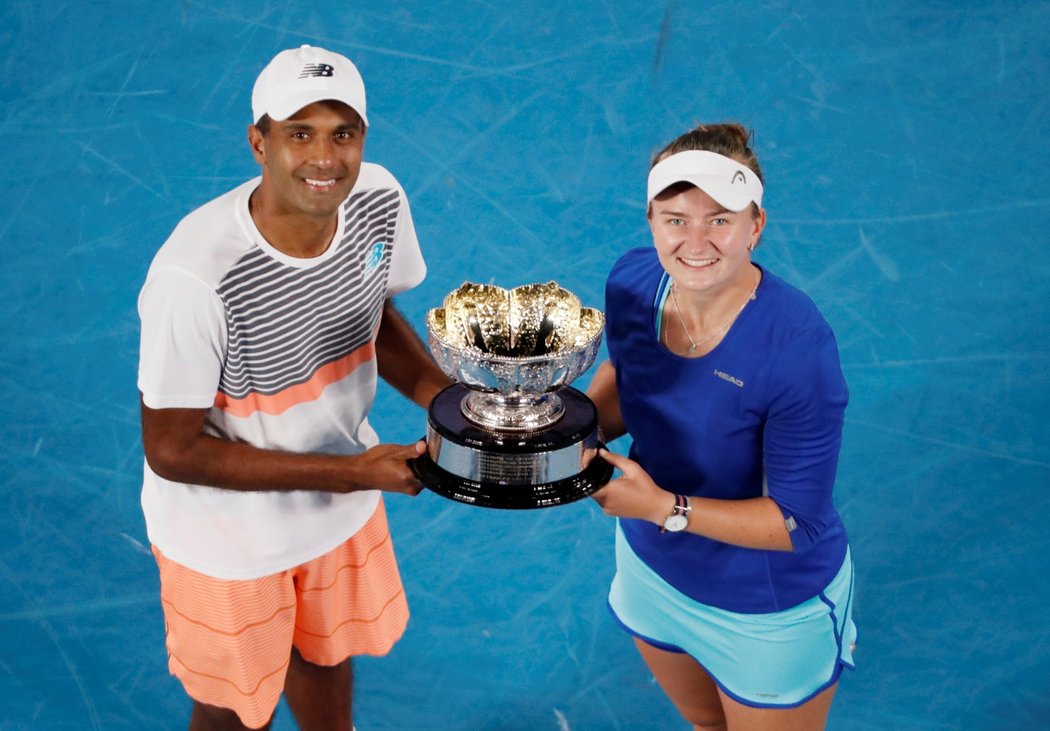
[
  {"left": 137, "top": 267, "right": 227, "bottom": 409},
  {"left": 386, "top": 184, "right": 426, "bottom": 296}
]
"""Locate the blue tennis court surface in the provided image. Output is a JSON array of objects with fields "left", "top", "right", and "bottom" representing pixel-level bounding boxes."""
[{"left": 1, "top": 2, "right": 1047, "bottom": 729}]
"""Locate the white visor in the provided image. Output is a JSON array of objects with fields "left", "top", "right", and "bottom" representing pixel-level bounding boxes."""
[{"left": 647, "top": 150, "right": 763, "bottom": 211}]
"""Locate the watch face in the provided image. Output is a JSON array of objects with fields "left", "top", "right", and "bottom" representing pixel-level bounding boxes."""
[{"left": 663, "top": 514, "right": 689, "bottom": 532}]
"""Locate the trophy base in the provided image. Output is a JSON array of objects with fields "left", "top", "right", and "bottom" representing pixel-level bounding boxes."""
[
  {"left": 411, "top": 451, "right": 612, "bottom": 509},
  {"left": 410, "top": 384, "right": 613, "bottom": 509}
]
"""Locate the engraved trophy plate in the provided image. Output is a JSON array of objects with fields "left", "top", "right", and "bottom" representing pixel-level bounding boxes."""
[{"left": 410, "top": 281, "right": 613, "bottom": 509}]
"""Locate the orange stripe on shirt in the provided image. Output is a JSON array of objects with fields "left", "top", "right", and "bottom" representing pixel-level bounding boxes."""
[{"left": 214, "top": 341, "right": 376, "bottom": 418}]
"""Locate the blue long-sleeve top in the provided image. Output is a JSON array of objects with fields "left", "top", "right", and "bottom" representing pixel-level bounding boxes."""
[{"left": 606, "top": 248, "right": 850, "bottom": 613}]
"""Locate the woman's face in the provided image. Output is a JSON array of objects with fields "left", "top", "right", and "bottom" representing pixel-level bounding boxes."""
[{"left": 648, "top": 184, "right": 765, "bottom": 295}]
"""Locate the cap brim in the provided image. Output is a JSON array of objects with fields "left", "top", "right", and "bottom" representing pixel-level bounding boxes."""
[{"left": 262, "top": 89, "right": 368, "bottom": 126}]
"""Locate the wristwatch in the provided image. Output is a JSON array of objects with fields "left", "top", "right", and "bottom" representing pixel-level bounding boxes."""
[{"left": 661, "top": 494, "right": 691, "bottom": 533}]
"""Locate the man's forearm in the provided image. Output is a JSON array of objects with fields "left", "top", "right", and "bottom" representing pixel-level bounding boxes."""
[
  {"left": 375, "top": 300, "right": 452, "bottom": 407},
  {"left": 140, "top": 401, "right": 424, "bottom": 495}
]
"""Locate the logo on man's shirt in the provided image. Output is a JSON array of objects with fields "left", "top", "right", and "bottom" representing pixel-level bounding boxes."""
[
  {"left": 299, "top": 63, "right": 334, "bottom": 78},
  {"left": 364, "top": 242, "right": 385, "bottom": 276}
]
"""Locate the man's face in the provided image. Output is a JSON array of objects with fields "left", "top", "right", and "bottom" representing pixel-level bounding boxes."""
[{"left": 249, "top": 100, "right": 366, "bottom": 222}]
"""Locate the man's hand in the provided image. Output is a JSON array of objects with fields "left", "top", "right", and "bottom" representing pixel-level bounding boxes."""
[{"left": 352, "top": 440, "right": 428, "bottom": 495}]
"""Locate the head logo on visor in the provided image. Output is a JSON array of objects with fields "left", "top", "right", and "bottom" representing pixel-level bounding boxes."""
[{"left": 647, "top": 150, "right": 763, "bottom": 212}]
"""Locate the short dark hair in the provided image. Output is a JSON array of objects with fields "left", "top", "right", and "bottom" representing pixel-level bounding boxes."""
[{"left": 254, "top": 114, "right": 273, "bottom": 136}]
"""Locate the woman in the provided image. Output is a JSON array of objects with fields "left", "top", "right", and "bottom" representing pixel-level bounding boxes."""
[{"left": 587, "top": 123, "right": 856, "bottom": 731}]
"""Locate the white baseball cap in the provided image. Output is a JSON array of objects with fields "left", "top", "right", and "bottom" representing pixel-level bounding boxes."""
[
  {"left": 647, "top": 150, "right": 763, "bottom": 211},
  {"left": 251, "top": 44, "right": 368, "bottom": 126}
]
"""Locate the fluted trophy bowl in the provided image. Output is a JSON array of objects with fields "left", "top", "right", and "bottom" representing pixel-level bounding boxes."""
[
  {"left": 425, "top": 282, "right": 605, "bottom": 431},
  {"left": 412, "top": 281, "right": 613, "bottom": 509}
]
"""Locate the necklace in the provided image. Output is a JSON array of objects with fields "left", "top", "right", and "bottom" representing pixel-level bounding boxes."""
[{"left": 669, "top": 268, "right": 759, "bottom": 354}]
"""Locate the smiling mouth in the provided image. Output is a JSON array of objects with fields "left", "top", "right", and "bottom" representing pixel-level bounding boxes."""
[
  {"left": 679, "top": 257, "right": 717, "bottom": 268},
  {"left": 304, "top": 177, "right": 338, "bottom": 190}
]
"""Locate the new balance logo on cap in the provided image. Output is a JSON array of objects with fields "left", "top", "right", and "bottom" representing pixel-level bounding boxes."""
[{"left": 299, "top": 63, "right": 334, "bottom": 78}]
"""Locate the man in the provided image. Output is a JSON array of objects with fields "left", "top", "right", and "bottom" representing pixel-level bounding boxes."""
[{"left": 137, "top": 45, "right": 450, "bottom": 730}]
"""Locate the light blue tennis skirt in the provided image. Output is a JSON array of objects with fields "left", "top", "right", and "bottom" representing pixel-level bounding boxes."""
[{"left": 609, "top": 525, "right": 856, "bottom": 708}]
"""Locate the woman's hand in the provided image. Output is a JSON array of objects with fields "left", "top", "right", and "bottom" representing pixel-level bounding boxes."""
[{"left": 591, "top": 448, "right": 673, "bottom": 525}]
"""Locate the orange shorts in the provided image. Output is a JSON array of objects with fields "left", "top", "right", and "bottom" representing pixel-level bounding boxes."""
[{"left": 152, "top": 499, "right": 409, "bottom": 729}]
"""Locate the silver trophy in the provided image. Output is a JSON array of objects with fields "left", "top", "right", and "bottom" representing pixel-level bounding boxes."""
[{"left": 410, "top": 282, "right": 613, "bottom": 508}]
